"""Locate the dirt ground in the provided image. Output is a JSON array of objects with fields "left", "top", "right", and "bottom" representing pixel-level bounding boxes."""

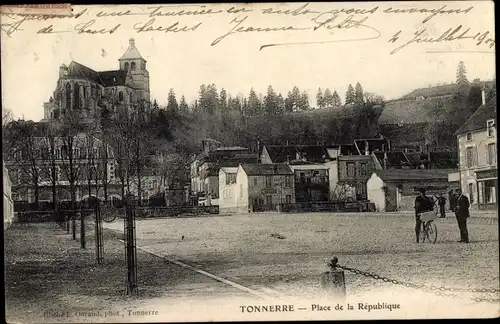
[{"left": 5, "top": 212, "right": 499, "bottom": 322}]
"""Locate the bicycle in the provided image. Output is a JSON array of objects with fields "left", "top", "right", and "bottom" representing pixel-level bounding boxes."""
[{"left": 419, "top": 197, "right": 439, "bottom": 244}]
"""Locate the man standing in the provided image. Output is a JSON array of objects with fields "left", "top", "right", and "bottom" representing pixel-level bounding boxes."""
[
  {"left": 454, "top": 188, "right": 470, "bottom": 243},
  {"left": 414, "top": 188, "right": 433, "bottom": 243},
  {"left": 438, "top": 193, "right": 447, "bottom": 218}
]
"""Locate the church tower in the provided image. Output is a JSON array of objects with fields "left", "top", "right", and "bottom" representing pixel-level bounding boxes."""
[{"left": 119, "top": 38, "right": 150, "bottom": 114}]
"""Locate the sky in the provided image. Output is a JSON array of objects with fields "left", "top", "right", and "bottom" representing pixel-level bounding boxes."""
[{"left": 1, "top": 1, "right": 496, "bottom": 121}]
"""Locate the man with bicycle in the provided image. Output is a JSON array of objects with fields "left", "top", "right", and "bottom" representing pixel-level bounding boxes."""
[{"left": 414, "top": 188, "right": 434, "bottom": 243}]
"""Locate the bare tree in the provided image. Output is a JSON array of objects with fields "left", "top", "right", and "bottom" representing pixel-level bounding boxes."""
[{"left": 39, "top": 121, "right": 60, "bottom": 210}]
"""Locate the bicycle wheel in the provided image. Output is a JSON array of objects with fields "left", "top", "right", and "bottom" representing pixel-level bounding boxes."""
[
  {"left": 102, "top": 206, "right": 117, "bottom": 223},
  {"left": 425, "top": 222, "right": 437, "bottom": 244},
  {"left": 419, "top": 224, "right": 428, "bottom": 243}
]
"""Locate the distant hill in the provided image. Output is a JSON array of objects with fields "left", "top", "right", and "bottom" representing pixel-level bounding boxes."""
[{"left": 379, "top": 81, "right": 494, "bottom": 125}]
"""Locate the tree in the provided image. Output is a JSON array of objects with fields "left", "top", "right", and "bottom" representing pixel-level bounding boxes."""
[
  {"left": 179, "top": 95, "right": 189, "bottom": 112},
  {"left": 323, "top": 89, "right": 333, "bottom": 109},
  {"left": 354, "top": 82, "right": 364, "bottom": 105},
  {"left": 316, "top": 88, "right": 324, "bottom": 109},
  {"left": 456, "top": 61, "right": 468, "bottom": 85},
  {"left": 332, "top": 90, "right": 342, "bottom": 107},
  {"left": 345, "top": 84, "right": 355, "bottom": 105},
  {"left": 152, "top": 99, "right": 159, "bottom": 111},
  {"left": 166, "top": 88, "right": 179, "bottom": 112},
  {"left": 364, "top": 92, "right": 385, "bottom": 105},
  {"left": 298, "top": 91, "right": 310, "bottom": 111},
  {"left": 219, "top": 89, "right": 228, "bottom": 113},
  {"left": 264, "top": 85, "right": 278, "bottom": 115},
  {"left": 40, "top": 121, "right": 60, "bottom": 210},
  {"left": 248, "top": 88, "right": 261, "bottom": 115}
]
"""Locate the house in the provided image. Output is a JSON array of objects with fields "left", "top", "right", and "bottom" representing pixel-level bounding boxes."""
[
  {"left": 190, "top": 140, "right": 258, "bottom": 206},
  {"left": 288, "top": 162, "right": 330, "bottom": 202},
  {"left": 4, "top": 163, "right": 15, "bottom": 229},
  {"left": 260, "top": 145, "right": 330, "bottom": 164},
  {"left": 367, "top": 169, "right": 454, "bottom": 212},
  {"left": 455, "top": 95, "right": 497, "bottom": 211},
  {"left": 218, "top": 164, "right": 295, "bottom": 214}
]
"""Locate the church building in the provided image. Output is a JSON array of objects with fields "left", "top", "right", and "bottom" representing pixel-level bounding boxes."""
[{"left": 43, "top": 38, "right": 150, "bottom": 125}]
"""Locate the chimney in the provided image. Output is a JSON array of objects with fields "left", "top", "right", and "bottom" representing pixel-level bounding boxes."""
[
  {"left": 365, "top": 141, "right": 369, "bottom": 156},
  {"left": 383, "top": 152, "right": 388, "bottom": 170},
  {"left": 482, "top": 88, "right": 486, "bottom": 105},
  {"left": 296, "top": 152, "right": 301, "bottom": 160}
]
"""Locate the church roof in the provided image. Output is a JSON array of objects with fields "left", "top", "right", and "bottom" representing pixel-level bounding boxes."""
[
  {"left": 98, "top": 70, "right": 128, "bottom": 87},
  {"left": 66, "top": 62, "right": 130, "bottom": 87},
  {"left": 120, "top": 38, "right": 144, "bottom": 61}
]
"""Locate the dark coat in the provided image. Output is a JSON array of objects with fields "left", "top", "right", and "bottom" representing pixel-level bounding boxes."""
[
  {"left": 455, "top": 194, "right": 470, "bottom": 218},
  {"left": 437, "top": 196, "right": 446, "bottom": 206},
  {"left": 415, "top": 195, "right": 433, "bottom": 214}
]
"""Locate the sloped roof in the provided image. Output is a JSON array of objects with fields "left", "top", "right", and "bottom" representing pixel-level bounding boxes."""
[
  {"left": 215, "top": 146, "right": 248, "bottom": 151},
  {"left": 456, "top": 96, "right": 496, "bottom": 135},
  {"left": 66, "top": 62, "right": 130, "bottom": 87},
  {"left": 220, "top": 167, "right": 238, "bottom": 173},
  {"left": 120, "top": 38, "right": 144, "bottom": 60},
  {"left": 374, "top": 151, "right": 411, "bottom": 168},
  {"left": 374, "top": 169, "right": 452, "bottom": 181},
  {"left": 264, "top": 145, "right": 329, "bottom": 163},
  {"left": 241, "top": 164, "right": 293, "bottom": 176},
  {"left": 98, "top": 70, "right": 129, "bottom": 87}
]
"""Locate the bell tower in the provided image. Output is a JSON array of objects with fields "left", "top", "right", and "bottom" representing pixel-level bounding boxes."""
[{"left": 118, "top": 38, "right": 150, "bottom": 113}]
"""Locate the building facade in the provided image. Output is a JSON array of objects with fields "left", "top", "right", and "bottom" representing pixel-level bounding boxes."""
[
  {"left": 367, "top": 169, "right": 453, "bottom": 212},
  {"left": 43, "top": 38, "right": 150, "bottom": 125},
  {"left": 455, "top": 95, "right": 497, "bottom": 211},
  {"left": 218, "top": 164, "right": 295, "bottom": 214},
  {"left": 289, "top": 163, "right": 330, "bottom": 202},
  {"left": 3, "top": 163, "right": 15, "bottom": 229}
]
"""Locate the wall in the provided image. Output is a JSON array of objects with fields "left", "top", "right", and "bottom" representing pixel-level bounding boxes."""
[
  {"left": 4, "top": 165, "right": 15, "bottom": 229},
  {"left": 219, "top": 170, "right": 239, "bottom": 214},
  {"left": 247, "top": 174, "right": 295, "bottom": 211},
  {"left": 260, "top": 147, "right": 273, "bottom": 164},
  {"left": 458, "top": 127, "right": 497, "bottom": 210},
  {"left": 367, "top": 173, "right": 385, "bottom": 212},
  {"left": 324, "top": 160, "right": 339, "bottom": 200}
]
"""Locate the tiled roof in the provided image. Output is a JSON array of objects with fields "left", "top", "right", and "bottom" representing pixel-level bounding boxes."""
[
  {"left": 373, "top": 151, "right": 411, "bottom": 168},
  {"left": 264, "top": 145, "right": 329, "bottom": 163},
  {"left": 98, "top": 70, "right": 129, "bottom": 87},
  {"left": 241, "top": 164, "right": 293, "bottom": 176},
  {"left": 374, "top": 169, "right": 452, "bottom": 181},
  {"left": 66, "top": 62, "right": 129, "bottom": 87},
  {"left": 220, "top": 167, "right": 238, "bottom": 173},
  {"left": 456, "top": 96, "right": 496, "bottom": 135}
]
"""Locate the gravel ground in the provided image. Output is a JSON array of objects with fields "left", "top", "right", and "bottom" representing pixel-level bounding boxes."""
[
  {"left": 103, "top": 211, "right": 499, "bottom": 318},
  {"left": 4, "top": 222, "right": 251, "bottom": 324}
]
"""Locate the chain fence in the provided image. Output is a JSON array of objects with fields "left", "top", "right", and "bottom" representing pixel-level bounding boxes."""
[{"left": 329, "top": 259, "right": 499, "bottom": 304}]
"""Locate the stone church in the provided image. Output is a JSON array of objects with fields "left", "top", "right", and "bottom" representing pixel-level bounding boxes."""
[{"left": 43, "top": 38, "right": 151, "bottom": 125}]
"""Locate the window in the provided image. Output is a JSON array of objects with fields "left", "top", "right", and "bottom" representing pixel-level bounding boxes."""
[
  {"left": 285, "top": 176, "right": 292, "bottom": 187},
  {"left": 74, "top": 83, "right": 80, "bottom": 109},
  {"left": 80, "top": 85, "right": 86, "bottom": 108},
  {"left": 119, "top": 91, "right": 124, "bottom": 102},
  {"left": 468, "top": 183, "right": 474, "bottom": 203},
  {"left": 226, "top": 173, "right": 236, "bottom": 185},
  {"left": 131, "top": 62, "right": 136, "bottom": 70},
  {"left": 152, "top": 180, "right": 157, "bottom": 189},
  {"left": 65, "top": 83, "right": 71, "bottom": 109},
  {"left": 253, "top": 178, "right": 258, "bottom": 187},
  {"left": 347, "top": 162, "right": 356, "bottom": 177},
  {"left": 466, "top": 132, "right": 472, "bottom": 141},
  {"left": 360, "top": 163, "right": 367, "bottom": 176},
  {"left": 488, "top": 143, "right": 496, "bottom": 165},
  {"left": 265, "top": 176, "right": 272, "bottom": 188},
  {"left": 124, "top": 62, "right": 129, "bottom": 70},
  {"left": 487, "top": 120, "right": 495, "bottom": 137},
  {"left": 466, "top": 147, "right": 474, "bottom": 168},
  {"left": 285, "top": 195, "right": 292, "bottom": 204}
]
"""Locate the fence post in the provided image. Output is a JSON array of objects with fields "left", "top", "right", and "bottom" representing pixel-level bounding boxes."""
[
  {"left": 321, "top": 257, "right": 346, "bottom": 299},
  {"left": 72, "top": 209, "right": 76, "bottom": 240},
  {"left": 95, "top": 202, "right": 103, "bottom": 264},
  {"left": 80, "top": 204, "right": 86, "bottom": 249},
  {"left": 124, "top": 194, "right": 138, "bottom": 295}
]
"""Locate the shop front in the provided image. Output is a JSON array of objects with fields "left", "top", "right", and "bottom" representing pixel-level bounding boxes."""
[{"left": 475, "top": 168, "right": 498, "bottom": 211}]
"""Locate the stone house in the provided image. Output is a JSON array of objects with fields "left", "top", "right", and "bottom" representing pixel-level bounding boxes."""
[
  {"left": 218, "top": 164, "right": 295, "bottom": 214},
  {"left": 367, "top": 169, "right": 453, "bottom": 212}
]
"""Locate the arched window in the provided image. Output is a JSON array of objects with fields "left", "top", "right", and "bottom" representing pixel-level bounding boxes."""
[
  {"left": 74, "top": 83, "right": 80, "bottom": 109},
  {"left": 119, "top": 91, "right": 124, "bottom": 102},
  {"left": 81, "top": 85, "right": 86, "bottom": 108},
  {"left": 124, "top": 62, "right": 129, "bottom": 70},
  {"left": 65, "top": 83, "right": 71, "bottom": 109},
  {"left": 131, "top": 62, "right": 136, "bottom": 70}
]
